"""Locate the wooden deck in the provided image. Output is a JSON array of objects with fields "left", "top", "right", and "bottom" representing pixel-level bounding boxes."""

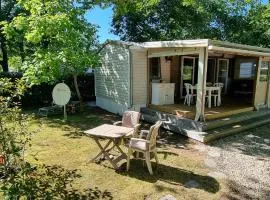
[{"left": 149, "top": 103, "right": 254, "bottom": 121}]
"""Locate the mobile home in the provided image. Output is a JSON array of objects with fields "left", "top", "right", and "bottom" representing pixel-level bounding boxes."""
[{"left": 96, "top": 39, "right": 270, "bottom": 142}]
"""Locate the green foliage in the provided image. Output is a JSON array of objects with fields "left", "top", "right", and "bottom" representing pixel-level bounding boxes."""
[
  {"left": 1, "top": 163, "right": 113, "bottom": 199},
  {"left": 8, "top": 56, "right": 22, "bottom": 72},
  {"left": 0, "top": 78, "right": 112, "bottom": 199},
  {"left": 4, "top": 0, "right": 100, "bottom": 86},
  {"left": 0, "top": 78, "right": 31, "bottom": 178},
  {"left": 0, "top": 0, "right": 24, "bottom": 72},
  {"left": 111, "top": 0, "right": 269, "bottom": 47},
  {"left": 0, "top": 0, "right": 21, "bottom": 22},
  {"left": 0, "top": 78, "right": 38, "bottom": 200},
  {"left": 244, "top": 3, "right": 270, "bottom": 46},
  {"left": 2, "top": 164, "right": 79, "bottom": 199}
]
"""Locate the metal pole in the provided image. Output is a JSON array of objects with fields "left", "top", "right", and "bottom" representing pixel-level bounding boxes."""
[{"left": 64, "top": 105, "right": 67, "bottom": 121}]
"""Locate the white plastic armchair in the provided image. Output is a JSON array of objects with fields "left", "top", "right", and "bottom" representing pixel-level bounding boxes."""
[
  {"left": 127, "top": 120, "right": 163, "bottom": 175},
  {"left": 184, "top": 83, "right": 196, "bottom": 106},
  {"left": 213, "top": 83, "right": 224, "bottom": 105},
  {"left": 113, "top": 111, "right": 141, "bottom": 138}
]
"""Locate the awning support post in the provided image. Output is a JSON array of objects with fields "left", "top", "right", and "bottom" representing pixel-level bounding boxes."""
[{"left": 195, "top": 47, "right": 208, "bottom": 121}]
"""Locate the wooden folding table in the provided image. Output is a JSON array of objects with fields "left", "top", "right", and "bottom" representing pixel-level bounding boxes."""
[{"left": 84, "top": 124, "right": 134, "bottom": 169}]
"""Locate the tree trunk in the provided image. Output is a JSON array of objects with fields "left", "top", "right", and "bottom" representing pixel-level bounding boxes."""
[
  {"left": 0, "top": 34, "right": 9, "bottom": 72},
  {"left": 73, "top": 74, "right": 83, "bottom": 112}
]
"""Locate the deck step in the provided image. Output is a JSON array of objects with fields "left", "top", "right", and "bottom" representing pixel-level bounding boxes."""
[
  {"left": 204, "top": 108, "right": 270, "bottom": 131},
  {"left": 204, "top": 115, "right": 270, "bottom": 143},
  {"left": 141, "top": 107, "right": 270, "bottom": 143}
]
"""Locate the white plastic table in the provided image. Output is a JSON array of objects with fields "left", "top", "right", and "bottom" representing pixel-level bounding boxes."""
[
  {"left": 205, "top": 86, "right": 221, "bottom": 108},
  {"left": 194, "top": 86, "right": 221, "bottom": 108},
  {"left": 84, "top": 124, "right": 134, "bottom": 169}
]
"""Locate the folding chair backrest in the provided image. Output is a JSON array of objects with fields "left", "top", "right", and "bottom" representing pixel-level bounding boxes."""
[
  {"left": 122, "top": 111, "right": 141, "bottom": 128},
  {"left": 147, "top": 121, "right": 163, "bottom": 149}
]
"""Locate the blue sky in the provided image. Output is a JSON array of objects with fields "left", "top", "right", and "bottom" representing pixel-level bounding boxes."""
[{"left": 85, "top": 6, "right": 119, "bottom": 43}]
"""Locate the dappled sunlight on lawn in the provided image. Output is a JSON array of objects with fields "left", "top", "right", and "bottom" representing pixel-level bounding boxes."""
[
  {"left": 24, "top": 107, "right": 222, "bottom": 200},
  {"left": 118, "top": 160, "right": 219, "bottom": 193},
  {"left": 10, "top": 164, "right": 113, "bottom": 199}
]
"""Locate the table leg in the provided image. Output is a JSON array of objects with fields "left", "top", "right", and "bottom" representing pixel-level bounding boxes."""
[
  {"left": 92, "top": 138, "right": 119, "bottom": 169},
  {"left": 111, "top": 139, "right": 127, "bottom": 165},
  {"left": 90, "top": 139, "right": 112, "bottom": 162},
  {"left": 113, "top": 140, "right": 127, "bottom": 158}
]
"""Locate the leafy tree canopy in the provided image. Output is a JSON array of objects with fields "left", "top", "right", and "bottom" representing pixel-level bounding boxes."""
[
  {"left": 4, "top": 0, "right": 100, "bottom": 85},
  {"left": 111, "top": 0, "right": 269, "bottom": 47},
  {"left": 0, "top": 0, "right": 24, "bottom": 72}
]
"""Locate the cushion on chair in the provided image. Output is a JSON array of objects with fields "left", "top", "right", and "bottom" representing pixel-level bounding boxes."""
[
  {"left": 130, "top": 139, "right": 147, "bottom": 151},
  {"left": 122, "top": 111, "right": 140, "bottom": 128}
]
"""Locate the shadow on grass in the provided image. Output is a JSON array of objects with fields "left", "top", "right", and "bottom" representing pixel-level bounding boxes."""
[
  {"left": 28, "top": 106, "right": 195, "bottom": 149},
  {"left": 2, "top": 164, "right": 113, "bottom": 200},
  {"left": 36, "top": 107, "right": 121, "bottom": 138},
  {"left": 117, "top": 160, "right": 219, "bottom": 194},
  {"left": 140, "top": 122, "right": 194, "bottom": 148}
]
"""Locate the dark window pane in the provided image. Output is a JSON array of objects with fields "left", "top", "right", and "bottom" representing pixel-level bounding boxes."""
[
  {"left": 150, "top": 58, "right": 160, "bottom": 79},
  {"left": 239, "top": 62, "right": 256, "bottom": 78}
]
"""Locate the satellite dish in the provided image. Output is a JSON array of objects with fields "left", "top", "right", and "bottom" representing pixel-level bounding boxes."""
[
  {"left": 52, "top": 83, "right": 71, "bottom": 106},
  {"left": 52, "top": 83, "right": 71, "bottom": 120}
]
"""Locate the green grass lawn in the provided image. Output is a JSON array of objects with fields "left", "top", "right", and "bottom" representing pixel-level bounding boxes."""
[{"left": 20, "top": 108, "right": 223, "bottom": 199}]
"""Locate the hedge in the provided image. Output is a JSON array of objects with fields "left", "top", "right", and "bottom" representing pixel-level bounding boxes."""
[{"left": 0, "top": 72, "right": 95, "bottom": 107}]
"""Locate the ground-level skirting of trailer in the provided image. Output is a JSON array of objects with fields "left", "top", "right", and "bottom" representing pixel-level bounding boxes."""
[{"left": 140, "top": 107, "right": 270, "bottom": 143}]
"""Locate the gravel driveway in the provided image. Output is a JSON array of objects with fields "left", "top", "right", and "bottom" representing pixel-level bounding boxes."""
[{"left": 204, "top": 124, "right": 270, "bottom": 200}]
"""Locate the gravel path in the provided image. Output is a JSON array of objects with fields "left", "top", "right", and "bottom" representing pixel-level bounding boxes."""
[{"left": 204, "top": 125, "right": 270, "bottom": 200}]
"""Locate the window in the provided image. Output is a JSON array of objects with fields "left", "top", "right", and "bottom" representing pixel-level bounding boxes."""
[
  {"left": 182, "top": 58, "right": 194, "bottom": 81},
  {"left": 150, "top": 58, "right": 161, "bottom": 80},
  {"left": 260, "top": 61, "right": 269, "bottom": 82},
  {"left": 239, "top": 62, "right": 256, "bottom": 79}
]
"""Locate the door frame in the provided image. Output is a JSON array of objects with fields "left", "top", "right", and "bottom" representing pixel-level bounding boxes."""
[
  {"left": 216, "top": 58, "right": 229, "bottom": 94},
  {"left": 207, "top": 58, "right": 217, "bottom": 84},
  {"left": 180, "top": 56, "right": 196, "bottom": 98},
  {"left": 255, "top": 60, "right": 270, "bottom": 108}
]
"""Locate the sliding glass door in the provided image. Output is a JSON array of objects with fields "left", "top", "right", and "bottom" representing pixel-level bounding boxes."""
[
  {"left": 217, "top": 59, "right": 229, "bottom": 93},
  {"left": 180, "top": 56, "right": 195, "bottom": 98}
]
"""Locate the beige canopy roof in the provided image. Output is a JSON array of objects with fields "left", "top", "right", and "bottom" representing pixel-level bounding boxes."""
[{"left": 106, "top": 39, "right": 270, "bottom": 57}]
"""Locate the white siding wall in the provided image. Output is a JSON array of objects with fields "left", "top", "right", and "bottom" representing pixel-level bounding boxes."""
[
  {"left": 96, "top": 96, "right": 128, "bottom": 115},
  {"left": 160, "top": 57, "right": 171, "bottom": 82},
  {"left": 132, "top": 50, "right": 148, "bottom": 108},
  {"left": 95, "top": 43, "right": 130, "bottom": 115}
]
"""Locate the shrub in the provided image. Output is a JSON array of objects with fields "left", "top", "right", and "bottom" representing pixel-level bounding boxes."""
[
  {"left": 0, "top": 72, "right": 95, "bottom": 107},
  {"left": 0, "top": 78, "right": 35, "bottom": 197},
  {"left": 0, "top": 78, "right": 111, "bottom": 199}
]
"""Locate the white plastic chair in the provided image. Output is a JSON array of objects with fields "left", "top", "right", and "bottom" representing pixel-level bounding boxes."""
[
  {"left": 184, "top": 83, "right": 196, "bottom": 106},
  {"left": 205, "top": 88, "right": 218, "bottom": 107},
  {"left": 127, "top": 120, "right": 162, "bottom": 175},
  {"left": 213, "top": 83, "right": 224, "bottom": 106}
]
